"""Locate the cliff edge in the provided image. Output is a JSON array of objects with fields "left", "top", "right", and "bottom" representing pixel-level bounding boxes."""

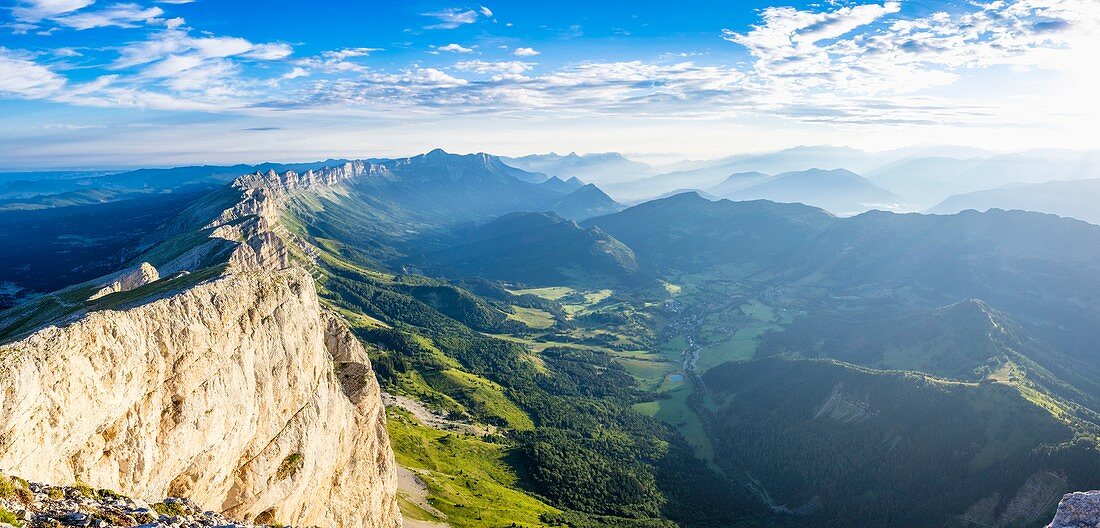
[{"left": 0, "top": 163, "right": 400, "bottom": 528}]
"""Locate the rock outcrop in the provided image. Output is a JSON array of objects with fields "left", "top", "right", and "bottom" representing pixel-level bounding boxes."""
[
  {"left": 1047, "top": 491, "right": 1100, "bottom": 528},
  {"left": 88, "top": 263, "right": 160, "bottom": 301},
  {"left": 0, "top": 166, "right": 401, "bottom": 528}
]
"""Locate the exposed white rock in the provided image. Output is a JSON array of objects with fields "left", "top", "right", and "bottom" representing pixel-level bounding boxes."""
[
  {"left": 0, "top": 268, "right": 399, "bottom": 527},
  {"left": 0, "top": 163, "right": 402, "bottom": 528},
  {"left": 88, "top": 263, "right": 160, "bottom": 301}
]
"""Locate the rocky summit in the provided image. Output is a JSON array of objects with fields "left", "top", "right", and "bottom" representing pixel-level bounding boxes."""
[{"left": 1047, "top": 491, "right": 1100, "bottom": 528}]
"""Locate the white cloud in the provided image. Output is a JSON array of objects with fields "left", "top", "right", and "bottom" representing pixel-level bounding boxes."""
[
  {"left": 294, "top": 47, "right": 381, "bottom": 73},
  {"left": 437, "top": 43, "right": 474, "bottom": 53},
  {"left": 82, "top": 26, "right": 297, "bottom": 105},
  {"left": 5, "top": 0, "right": 1095, "bottom": 139},
  {"left": 245, "top": 42, "right": 293, "bottom": 60},
  {"left": 479, "top": 6, "right": 493, "bottom": 17},
  {"left": 454, "top": 60, "right": 532, "bottom": 75},
  {"left": 189, "top": 36, "right": 254, "bottom": 58},
  {"left": 723, "top": 0, "right": 1100, "bottom": 97},
  {"left": 323, "top": 47, "right": 380, "bottom": 60},
  {"left": 113, "top": 29, "right": 293, "bottom": 71},
  {"left": 296, "top": 60, "right": 751, "bottom": 117},
  {"left": 5, "top": 22, "right": 39, "bottom": 35},
  {"left": 11, "top": 0, "right": 94, "bottom": 21},
  {"left": 141, "top": 53, "right": 205, "bottom": 78},
  {"left": 282, "top": 66, "right": 308, "bottom": 80},
  {"left": 422, "top": 8, "right": 479, "bottom": 29},
  {"left": 415, "top": 67, "right": 468, "bottom": 86},
  {"left": 52, "top": 3, "right": 165, "bottom": 30},
  {"left": 161, "top": 60, "right": 239, "bottom": 93},
  {"left": 0, "top": 48, "right": 67, "bottom": 97}
]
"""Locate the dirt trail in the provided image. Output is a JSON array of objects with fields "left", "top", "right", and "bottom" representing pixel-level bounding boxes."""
[{"left": 396, "top": 465, "right": 450, "bottom": 528}]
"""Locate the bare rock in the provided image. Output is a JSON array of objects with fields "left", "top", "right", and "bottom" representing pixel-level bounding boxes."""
[
  {"left": 1047, "top": 491, "right": 1100, "bottom": 528},
  {"left": 0, "top": 268, "right": 399, "bottom": 528},
  {"left": 88, "top": 263, "right": 160, "bottom": 301}
]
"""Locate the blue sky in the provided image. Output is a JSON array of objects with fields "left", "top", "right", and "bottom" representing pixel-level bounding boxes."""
[{"left": 1, "top": 0, "right": 1098, "bottom": 168}]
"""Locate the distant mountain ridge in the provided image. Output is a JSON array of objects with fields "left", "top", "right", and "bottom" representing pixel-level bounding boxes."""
[
  {"left": 502, "top": 152, "right": 651, "bottom": 186},
  {"left": 708, "top": 171, "right": 770, "bottom": 196},
  {"left": 538, "top": 175, "right": 586, "bottom": 193},
  {"left": 604, "top": 145, "right": 883, "bottom": 201},
  {"left": 727, "top": 168, "right": 901, "bottom": 215},
  {"left": 929, "top": 178, "right": 1100, "bottom": 225},
  {"left": 869, "top": 152, "right": 1100, "bottom": 208}
]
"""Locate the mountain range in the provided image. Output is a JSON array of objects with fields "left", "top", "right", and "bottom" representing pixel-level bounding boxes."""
[
  {"left": 709, "top": 168, "right": 901, "bottom": 215},
  {"left": 501, "top": 151, "right": 652, "bottom": 185},
  {"left": 930, "top": 178, "right": 1100, "bottom": 224},
  {"left": 558, "top": 147, "right": 1100, "bottom": 222},
  {"left": 3, "top": 149, "right": 1100, "bottom": 528}
]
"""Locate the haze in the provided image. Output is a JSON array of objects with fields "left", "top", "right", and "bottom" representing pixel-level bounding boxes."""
[{"left": 1, "top": 0, "right": 1099, "bottom": 168}]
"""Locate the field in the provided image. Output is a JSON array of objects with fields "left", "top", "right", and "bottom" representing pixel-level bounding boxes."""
[
  {"left": 507, "top": 285, "right": 616, "bottom": 319},
  {"left": 633, "top": 379, "right": 715, "bottom": 463},
  {"left": 505, "top": 305, "right": 555, "bottom": 329},
  {"left": 506, "top": 286, "right": 573, "bottom": 300}
]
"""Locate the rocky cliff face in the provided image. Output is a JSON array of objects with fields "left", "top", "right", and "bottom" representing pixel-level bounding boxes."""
[{"left": 0, "top": 166, "right": 401, "bottom": 528}]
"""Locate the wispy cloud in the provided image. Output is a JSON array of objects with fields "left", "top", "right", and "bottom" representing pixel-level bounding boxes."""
[
  {"left": 294, "top": 47, "right": 381, "bottom": 73},
  {"left": 454, "top": 60, "right": 532, "bottom": 75},
  {"left": 0, "top": 48, "right": 68, "bottom": 97},
  {"left": 111, "top": 28, "right": 292, "bottom": 81},
  {"left": 52, "top": 3, "right": 165, "bottom": 30},
  {"left": 245, "top": 42, "right": 293, "bottom": 60},
  {"left": 422, "top": 8, "right": 480, "bottom": 30},
  {"left": 11, "top": 0, "right": 94, "bottom": 22},
  {"left": 287, "top": 61, "right": 751, "bottom": 117}
]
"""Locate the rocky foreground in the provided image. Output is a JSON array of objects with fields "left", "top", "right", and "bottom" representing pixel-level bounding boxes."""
[
  {"left": 0, "top": 474, "right": 274, "bottom": 528},
  {"left": 1048, "top": 491, "right": 1100, "bottom": 528}
]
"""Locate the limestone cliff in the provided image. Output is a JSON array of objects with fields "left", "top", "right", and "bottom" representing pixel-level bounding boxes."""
[{"left": 0, "top": 165, "right": 401, "bottom": 527}]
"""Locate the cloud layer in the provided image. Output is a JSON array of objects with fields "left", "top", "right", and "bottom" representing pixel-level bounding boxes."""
[{"left": 1, "top": 0, "right": 1098, "bottom": 132}]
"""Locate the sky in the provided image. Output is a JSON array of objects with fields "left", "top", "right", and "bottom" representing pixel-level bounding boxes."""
[{"left": 0, "top": 0, "right": 1098, "bottom": 168}]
